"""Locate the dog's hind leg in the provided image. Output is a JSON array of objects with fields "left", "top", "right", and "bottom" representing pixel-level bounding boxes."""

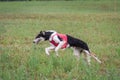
[
  {"left": 83, "top": 53, "right": 91, "bottom": 65},
  {"left": 83, "top": 50, "right": 101, "bottom": 64},
  {"left": 73, "top": 47, "right": 80, "bottom": 60}
]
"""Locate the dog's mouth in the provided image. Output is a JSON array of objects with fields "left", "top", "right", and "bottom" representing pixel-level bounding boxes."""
[
  {"left": 33, "top": 37, "right": 45, "bottom": 44},
  {"left": 33, "top": 38, "right": 40, "bottom": 44}
]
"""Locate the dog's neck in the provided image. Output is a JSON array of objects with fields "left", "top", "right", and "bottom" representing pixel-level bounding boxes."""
[
  {"left": 44, "top": 32, "right": 55, "bottom": 40},
  {"left": 49, "top": 32, "right": 57, "bottom": 41}
]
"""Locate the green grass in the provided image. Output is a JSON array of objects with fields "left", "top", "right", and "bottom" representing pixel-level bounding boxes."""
[{"left": 0, "top": 1, "right": 120, "bottom": 80}]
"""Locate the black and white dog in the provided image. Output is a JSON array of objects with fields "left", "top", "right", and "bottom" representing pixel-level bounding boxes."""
[{"left": 33, "top": 30, "right": 101, "bottom": 65}]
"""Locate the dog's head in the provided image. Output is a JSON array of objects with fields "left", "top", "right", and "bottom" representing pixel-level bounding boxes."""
[
  {"left": 33, "top": 30, "right": 57, "bottom": 44},
  {"left": 33, "top": 31, "right": 46, "bottom": 44}
]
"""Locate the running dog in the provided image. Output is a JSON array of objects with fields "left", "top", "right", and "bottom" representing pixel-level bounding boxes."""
[{"left": 33, "top": 30, "right": 101, "bottom": 65}]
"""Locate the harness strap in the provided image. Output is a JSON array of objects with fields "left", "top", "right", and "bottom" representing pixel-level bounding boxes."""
[{"left": 50, "top": 33, "right": 68, "bottom": 49}]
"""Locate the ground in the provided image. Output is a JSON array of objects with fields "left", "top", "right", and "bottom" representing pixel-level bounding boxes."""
[{"left": 0, "top": 1, "right": 120, "bottom": 80}]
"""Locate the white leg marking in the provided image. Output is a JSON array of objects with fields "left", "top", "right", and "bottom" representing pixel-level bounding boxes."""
[
  {"left": 73, "top": 47, "right": 80, "bottom": 60},
  {"left": 45, "top": 46, "right": 55, "bottom": 56},
  {"left": 54, "top": 41, "right": 66, "bottom": 56},
  {"left": 84, "top": 53, "right": 91, "bottom": 65}
]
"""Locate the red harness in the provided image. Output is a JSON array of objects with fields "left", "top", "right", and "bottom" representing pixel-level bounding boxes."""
[{"left": 50, "top": 33, "right": 68, "bottom": 49}]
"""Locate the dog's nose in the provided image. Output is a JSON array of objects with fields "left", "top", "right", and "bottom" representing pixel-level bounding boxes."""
[{"left": 33, "top": 41, "right": 35, "bottom": 43}]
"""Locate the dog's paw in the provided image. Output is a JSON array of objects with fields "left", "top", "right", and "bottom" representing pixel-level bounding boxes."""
[{"left": 46, "top": 53, "right": 50, "bottom": 56}]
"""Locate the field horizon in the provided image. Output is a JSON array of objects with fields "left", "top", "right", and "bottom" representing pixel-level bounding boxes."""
[{"left": 0, "top": 1, "right": 120, "bottom": 80}]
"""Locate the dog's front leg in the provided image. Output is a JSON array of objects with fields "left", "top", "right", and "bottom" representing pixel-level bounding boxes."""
[
  {"left": 55, "top": 41, "right": 65, "bottom": 56},
  {"left": 45, "top": 46, "right": 55, "bottom": 56}
]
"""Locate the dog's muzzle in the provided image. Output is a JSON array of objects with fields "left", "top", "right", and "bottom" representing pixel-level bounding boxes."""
[
  {"left": 33, "top": 40, "right": 36, "bottom": 43},
  {"left": 33, "top": 38, "right": 40, "bottom": 44}
]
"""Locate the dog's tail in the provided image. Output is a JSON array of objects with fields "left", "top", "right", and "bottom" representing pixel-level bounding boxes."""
[
  {"left": 84, "top": 50, "right": 101, "bottom": 64},
  {"left": 90, "top": 52, "right": 102, "bottom": 64}
]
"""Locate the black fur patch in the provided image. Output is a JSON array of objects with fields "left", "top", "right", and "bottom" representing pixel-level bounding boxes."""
[{"left": 67, "top": 35, "right": 90, "bottom": 52}]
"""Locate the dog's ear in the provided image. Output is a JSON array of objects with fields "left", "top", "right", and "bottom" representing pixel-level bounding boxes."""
[
  {"left": 40, "top": 30, "right": 43, "bottom": 33},
  {"left": 42, "top": 31, "right": 45, "bottom": 35},
  {"left": 40, "top": 31, "right": 45, "bottom": 35}
]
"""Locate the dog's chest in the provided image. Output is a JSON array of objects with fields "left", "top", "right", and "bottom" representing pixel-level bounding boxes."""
[{"left": 49, "top": 33, "right": 68, "bottom": 49}]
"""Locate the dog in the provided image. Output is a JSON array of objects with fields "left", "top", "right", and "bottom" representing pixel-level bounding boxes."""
[{"left": 33, "top": 30, "right": 101, "bottom": 65}]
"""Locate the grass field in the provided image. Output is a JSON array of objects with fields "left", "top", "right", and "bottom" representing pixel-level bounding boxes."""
[{"left": 0, "top": 1, "right": 120, "bottom": 80}]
